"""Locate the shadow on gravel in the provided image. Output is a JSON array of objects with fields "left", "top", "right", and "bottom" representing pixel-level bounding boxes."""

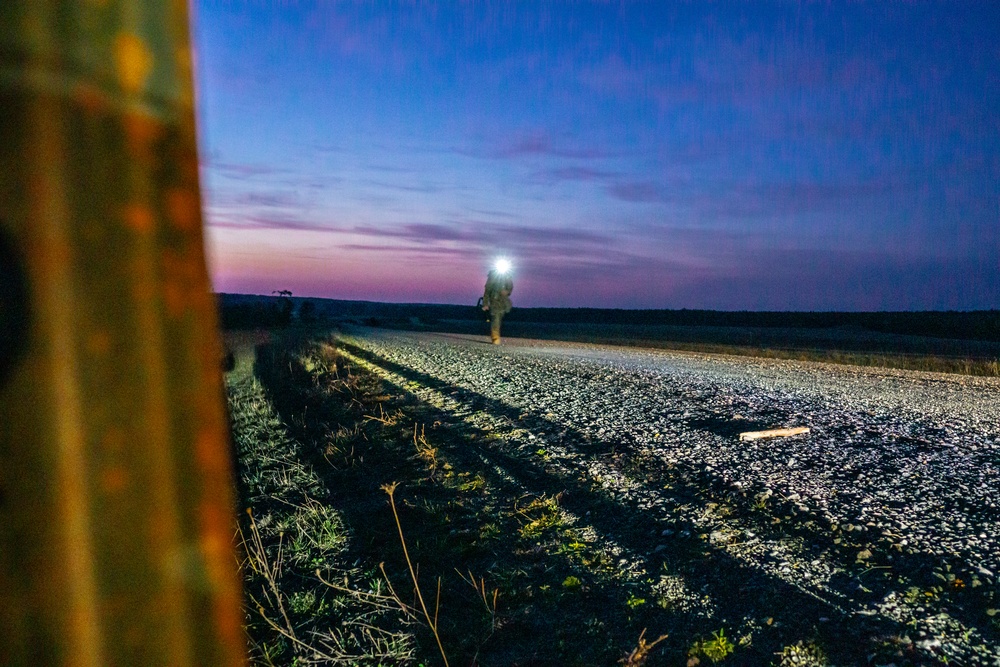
[
  {"left": 683, "top": 415, "right": 781, "bottom": 439},
  {"left": 331, "top": 340, "right": 935, "bottom": 664},
  {"left": 254, "top": 341, "right": 704, "bottom": 664},
  {"left": 353, "top": 340, "right": 1000, "bottom": 648}
]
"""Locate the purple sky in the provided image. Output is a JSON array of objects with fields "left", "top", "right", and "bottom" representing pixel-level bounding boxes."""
[{"left": 194, "top": 2, "right": 999, "bottom": 310}]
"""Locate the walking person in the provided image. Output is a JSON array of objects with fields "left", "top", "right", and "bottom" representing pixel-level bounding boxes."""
[{"left": 482, "top": 259, "right": 513, "bottom": 344}]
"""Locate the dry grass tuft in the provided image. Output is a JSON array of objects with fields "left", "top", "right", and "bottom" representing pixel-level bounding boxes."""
[{"left": 620, "top": 628, "right": 669, "bottom": 666}]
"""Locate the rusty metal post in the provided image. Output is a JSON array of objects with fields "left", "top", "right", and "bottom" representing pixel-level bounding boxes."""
[{"left": 0, "top": 2, "right": 246, "bottom": 665}]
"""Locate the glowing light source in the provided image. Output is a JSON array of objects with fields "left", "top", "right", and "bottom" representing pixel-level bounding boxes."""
[{"left": 494, "top": 258, "right": 512, "bottom": 274}]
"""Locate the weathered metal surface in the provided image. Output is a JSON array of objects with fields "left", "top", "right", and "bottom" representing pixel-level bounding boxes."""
[{"left": 0, "top": 2, "right": 246, "bottom": 665}]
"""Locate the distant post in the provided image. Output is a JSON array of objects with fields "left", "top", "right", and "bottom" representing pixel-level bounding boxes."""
[{"left": 0, "top": 2, "right": 246, "bottom": 665}]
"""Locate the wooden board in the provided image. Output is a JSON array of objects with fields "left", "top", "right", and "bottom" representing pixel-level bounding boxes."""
[{"left": 739, "top": 427, "right": 810, "bottom": 441}]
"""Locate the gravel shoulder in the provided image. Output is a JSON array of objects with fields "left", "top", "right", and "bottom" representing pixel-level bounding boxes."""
[{"left": 339, "top": 327, "right": 1000, "bottom": 665}]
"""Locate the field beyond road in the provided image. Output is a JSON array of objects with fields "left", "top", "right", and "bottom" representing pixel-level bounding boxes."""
[
  {"left": 218, "top": 295, "right": 1000, "bottom": 377},
  {"left": 228, "top": 326, "right": 1000, "bottom": 665}
]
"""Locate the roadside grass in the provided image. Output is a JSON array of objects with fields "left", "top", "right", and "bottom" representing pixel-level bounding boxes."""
[
  {"left": 511, "top": 335, "right": 1000, "bottom": 378},
  {"left": 379, "top": 319, "right": 1000, "bottom": 377},
  {"left": 640, "top": 343, "right": 1000, "bottom": 377},
  {"left": 228, "top": 329, "right": 999, "bottom": 665},
  {"left": 668, "top": 344, "right": 1000, "bottom": 378},
  {"left": 226, "top": 335, "right": 414, "bottom": 665},
  {"left": 687, "top": 628, "right": 735, "bottom": 664}
]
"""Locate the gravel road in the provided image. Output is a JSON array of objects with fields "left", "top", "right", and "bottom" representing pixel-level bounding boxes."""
[{"left": 339, "top": 327, "right": 1000, "bottom": 664}]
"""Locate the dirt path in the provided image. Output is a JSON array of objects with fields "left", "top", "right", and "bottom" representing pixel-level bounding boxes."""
[{"left": 333, "top": 327, "right": 1000, "bottom": 666}]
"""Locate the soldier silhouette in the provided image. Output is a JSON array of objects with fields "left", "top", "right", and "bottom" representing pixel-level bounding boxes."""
[{"left": 481, "top": 259, "right": 513, "bottom": 344}]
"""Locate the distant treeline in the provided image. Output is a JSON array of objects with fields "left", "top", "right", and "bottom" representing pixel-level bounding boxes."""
[
  {"left": 505, "top": 308, "right": 1000, "bottom": 342},
  {"left": 218, "top": 294, "right": 317, "bottom": 329},
  {"left": 217, "top": 294, "right": 999, "bottom": 342}
]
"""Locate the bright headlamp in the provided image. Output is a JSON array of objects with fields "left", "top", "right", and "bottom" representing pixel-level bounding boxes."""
[{"left": 493, "top": 258, "right": 512, "bottom": 275}]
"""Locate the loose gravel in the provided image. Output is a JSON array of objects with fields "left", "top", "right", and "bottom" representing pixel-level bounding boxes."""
[{"left": 339, "top": 327, "right": 1000, "bottom": 665}]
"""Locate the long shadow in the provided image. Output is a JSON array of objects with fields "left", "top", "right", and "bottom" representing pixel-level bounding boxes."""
[
  {"left": 253, "top": 341, "right": 715, "bottom": 664},
  {"left": 339, "top": 337, "right": 1000, "bottom": 643},
  {"left": 331, "top": 340, "right": 937, "bottom": 663}
]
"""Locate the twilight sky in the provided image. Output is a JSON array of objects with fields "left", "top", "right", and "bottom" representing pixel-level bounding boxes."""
[{"left": 194, "top": 2, "right": 999, "bottom": 310}]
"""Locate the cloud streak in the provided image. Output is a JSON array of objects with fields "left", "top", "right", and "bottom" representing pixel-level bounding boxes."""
[{"left": 456, "top": 129, "right": 619, "bottom": 162}]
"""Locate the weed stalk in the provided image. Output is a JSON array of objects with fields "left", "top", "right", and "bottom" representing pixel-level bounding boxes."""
[
  {"left": 382, "top": 482, "right": 450, "bottom": 667},
  {"left": 621, "top": 628, "right": 669, "bottom": 666}
]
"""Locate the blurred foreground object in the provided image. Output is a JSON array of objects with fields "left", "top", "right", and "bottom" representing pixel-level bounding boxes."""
[{"left": 0, "top": 2, "right": 245, "bottom": 665}]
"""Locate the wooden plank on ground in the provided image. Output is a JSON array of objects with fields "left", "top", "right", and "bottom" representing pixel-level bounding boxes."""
[{"left": 739, "top": 427, "right": 810, "bottom": 441}]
